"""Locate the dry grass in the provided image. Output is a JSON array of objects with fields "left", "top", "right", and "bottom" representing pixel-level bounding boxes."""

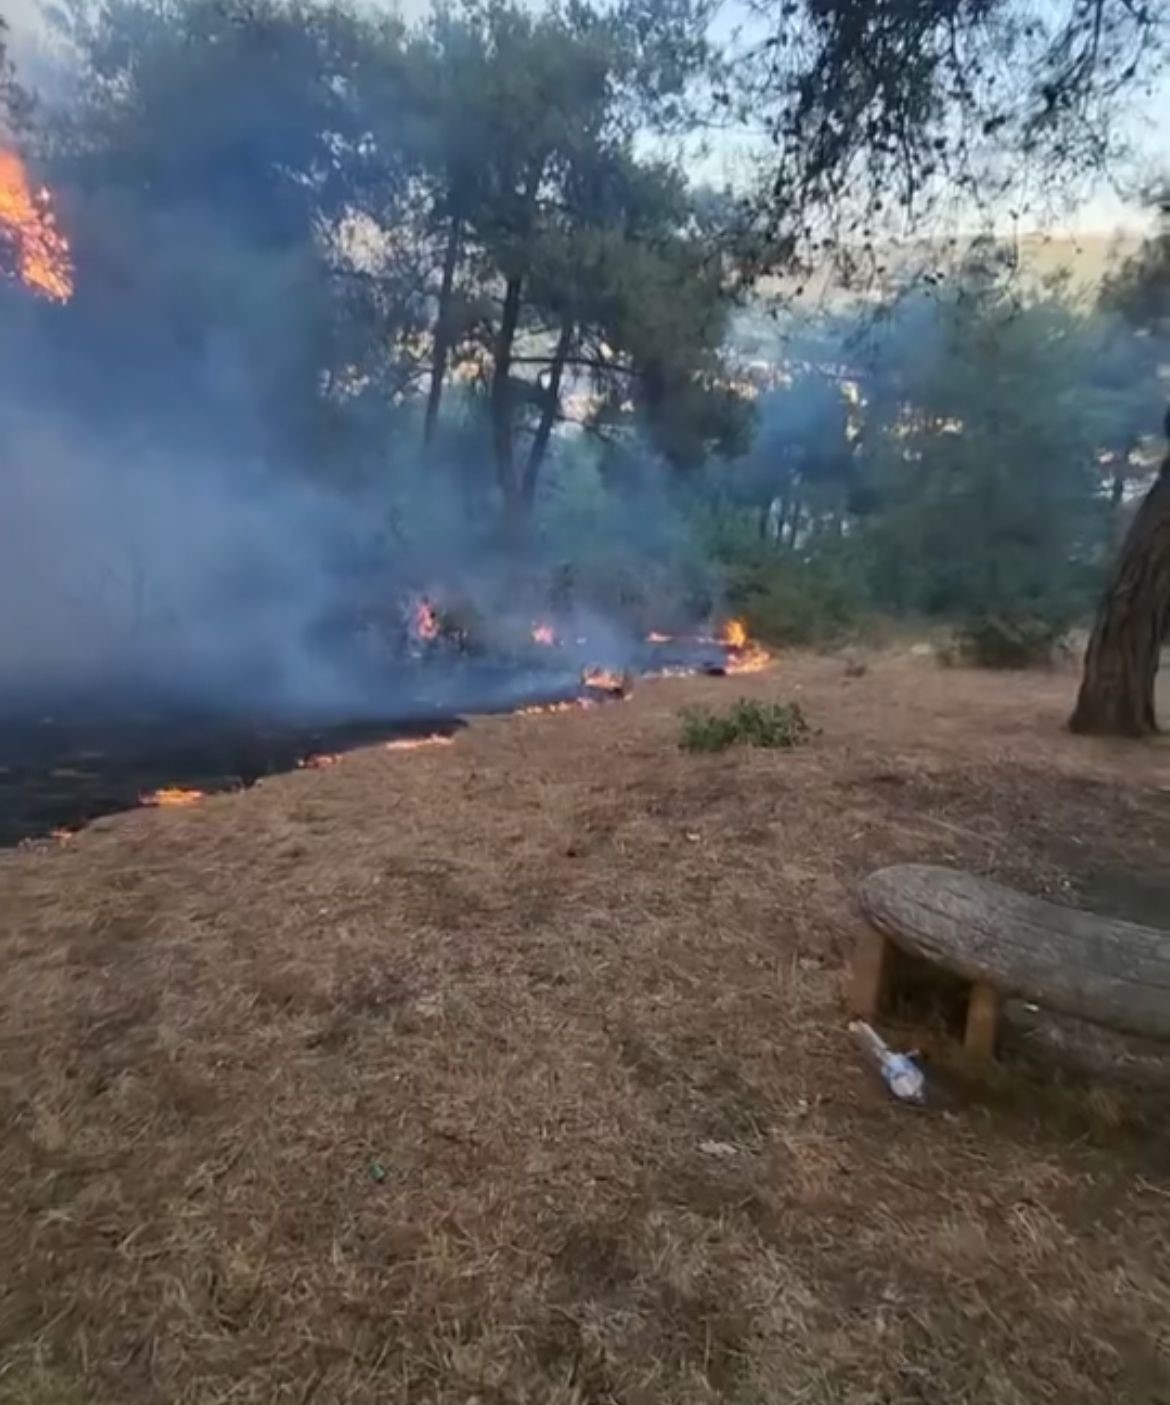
[{"left": 3, "top": 650, "right": 1170, "bottom": 1404}]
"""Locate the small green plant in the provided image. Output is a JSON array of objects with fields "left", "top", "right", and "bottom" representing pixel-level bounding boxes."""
[{"left": 679, "top": 698, "right": 812, "bottom": 753}]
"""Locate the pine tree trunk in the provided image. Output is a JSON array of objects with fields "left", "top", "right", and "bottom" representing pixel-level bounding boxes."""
[
  {"left": 491, "top": 274, "right": 524, "bottom": 522},
  {"left": 1069, "top": 456, "right": 1170, "bottom": 737},
  {"left": 423, "top": 211, "right": 462, "bottom": 449},
  {"left": 521, "top": 317, "right": 573, "bottom": 507}
]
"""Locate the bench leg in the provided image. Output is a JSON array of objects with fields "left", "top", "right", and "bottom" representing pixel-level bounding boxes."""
[
  {"left": 965, "top": 982, "right": 999, "bottom": 1061},
  {"left": 849, "top": 931, "right": 891, "bottom": 1021}
]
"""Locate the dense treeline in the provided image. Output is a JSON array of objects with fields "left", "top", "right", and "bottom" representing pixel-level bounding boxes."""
[
  {"left": 712, "top": 240, "right": 1169, "bottom": 657},
  {"left": 0, "top": 0, "right": 1167, "bottom": 674}
]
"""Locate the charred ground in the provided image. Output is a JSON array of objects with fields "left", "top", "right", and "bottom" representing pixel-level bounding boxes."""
[{"left": 2, "top": 650, "right": 1170, "bottom": 1404}]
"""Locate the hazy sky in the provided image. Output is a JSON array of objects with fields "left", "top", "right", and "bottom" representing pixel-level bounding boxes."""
[{"left": 5, "top": 0, "right": 1166, "bottom": 233}]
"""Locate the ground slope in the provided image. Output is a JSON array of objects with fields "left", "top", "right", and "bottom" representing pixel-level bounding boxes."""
[{"left": 2, "top": 652, "right": 1170, "bottom": 1404}]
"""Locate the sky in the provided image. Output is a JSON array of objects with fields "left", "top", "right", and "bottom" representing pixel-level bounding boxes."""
[{"left": 5, "top": 0, "right": 1167, "bottom": 235}]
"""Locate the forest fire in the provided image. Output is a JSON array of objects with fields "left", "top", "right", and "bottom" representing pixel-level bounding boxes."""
[
  {"left": 299, "top": 753, "right": 342, "bottom": 769},
  {"left": 721, "top": 619, "right": 748, "bottom": 649},
  {"left": 384, "top": 734, "right": 455, "bottom": 751},
  {"left": 725, "top": 645, "right": 771, "bottom": 674},
  {"left": 582, "top": 666, "right": 630, "bottom": 695},
  {"left": 720, "top": 618, "right": 772, "bottom": 674},
  {"left": 140, "top": 786, "right": 205, "bottom": 807},
  {"left": 414, "top": 598, "right": 440, "bottom": 642},
  {"left": 0, "top": 608, "right": 767, "bottom": 847},
  {"left": 0, "top": 150, "right": 74, "bottom": 302},
  {"left": 638, "top": 619, "right": 771, "bottom": 677}
]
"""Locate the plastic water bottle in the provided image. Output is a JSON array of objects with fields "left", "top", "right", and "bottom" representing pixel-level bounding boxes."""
[{"left": 849, "top": 1020, "right": 926, "bottom": 1104}]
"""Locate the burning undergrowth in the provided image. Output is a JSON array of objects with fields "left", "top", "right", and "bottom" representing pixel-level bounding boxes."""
[
  {"left": 0, "top": 143, "right": 774, "bottom": 848},
  {"left": 0, "top": 701, "right": 469, "bottom": 848},
  {"left": 0, "top": 312, "right": 770, "bottom": 843},
  {"left": 1, "top": 610, "right": 769, "bottom": 845}
]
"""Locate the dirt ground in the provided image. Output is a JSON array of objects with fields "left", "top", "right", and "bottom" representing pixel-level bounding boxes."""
[{"left": 3, "top": 650, "right": 1170, "bottom": 1405}]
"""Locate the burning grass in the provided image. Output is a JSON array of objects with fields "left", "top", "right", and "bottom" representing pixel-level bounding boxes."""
[
  {"left": 138, "top": 784, "right": 205, "bottom": 807},
  {"left": 3, "top": 652, "right": 1170, "bottom": 1403},
  {"left": 383, "top": 733, "right": 456, "bottom": 751}
]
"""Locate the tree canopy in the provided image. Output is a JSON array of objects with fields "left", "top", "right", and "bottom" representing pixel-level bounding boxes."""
[{"left": 0, "top": 0, "right": 1167, "bottom": 677}]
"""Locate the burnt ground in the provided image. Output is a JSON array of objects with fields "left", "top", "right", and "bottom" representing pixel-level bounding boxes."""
[
  {"left": 0, "top": 659, "right": 629, "bottom": 846},
  {"left": 2, "top": 650, "right": 1170, "bottom": 1404},
  {"left": 0, "top": 706, "right": 466, "bottom": 847}
]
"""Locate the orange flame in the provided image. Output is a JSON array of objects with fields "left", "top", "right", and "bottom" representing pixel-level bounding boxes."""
[
  {"left": 299, "top": 753, "right": 343, "bottom": 769},
  {"left": 717, "top": 617, "right": 771, "bottom": 673},
  {"left": 532, "top": 623, "right": 557, "bottom": 646},
  {"left": 646, "top": 631, "right": 673, "bottom": 643},
  {"left": 582, "top": 667, "right": 629, "bottom": 695},
  {"left": 0, "top": 150, "right": 73, "bottom": 302},
  {"left": 725, "top": 646, "right": 771, "bottom": 674},
  {"left": 721, "top": 618, "right": 748, "bottom": 649},
  {"left": 384, "top": 734, "right": 454, "bottom": 751},
  {"left": 414, "top": 598, "right": 440, "bottom": 642},
  {"left": 141, "top": 786, "right": 204, "bottom": 807}
]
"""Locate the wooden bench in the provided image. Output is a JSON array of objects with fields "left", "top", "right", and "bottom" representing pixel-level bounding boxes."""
[{"left": 850, "top": 863, "right": 1170, "bottom": 1059}]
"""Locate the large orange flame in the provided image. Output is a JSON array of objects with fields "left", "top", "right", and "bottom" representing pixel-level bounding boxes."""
[
  {"left": 721, "top": 618, "right": 748, "bottom": 649},
  {"left": 720, "top": 618, "right": 772, "bottom": 674},
  {"left": 141, "top": 786, "right": 204, "bottom": 808},
  {"left": 0, "top": 150, "right": 73, "bottom": 302}
]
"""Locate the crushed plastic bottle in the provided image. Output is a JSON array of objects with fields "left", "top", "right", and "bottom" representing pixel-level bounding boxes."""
[{"left": 849, "top": 1019, "right": 926, "bottom": 1104}]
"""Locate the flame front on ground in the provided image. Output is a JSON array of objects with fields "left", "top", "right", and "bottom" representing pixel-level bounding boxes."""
[
  {"left": 532, "top": 623, "right": 557, "bottom": 646},
  {"left": 582, "top": 667, "right": 628, "bottom": 694},
  {"left": 719, "top": 617, "right": 772, "bottom": 673},
  {"left": 725, "top": 645, "right": 771, "bottom": 674},
  {"left": 0, "top": 150, "right": 74, "bottom": 302},
  {"left": 141, "top": 786, "right": 204, "bottom": 808},
  {"left": 384, "top": 734, "right": 454, "bottom": 751}
]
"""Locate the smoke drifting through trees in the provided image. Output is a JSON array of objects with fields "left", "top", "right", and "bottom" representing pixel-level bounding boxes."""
[{"left": 0, "top": 0, "right": 1166, "bottom": 719}]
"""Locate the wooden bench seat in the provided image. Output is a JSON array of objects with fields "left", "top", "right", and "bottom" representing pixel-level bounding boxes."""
[{"left": 851, "top": 864, "right": 1170, "bottom": 1059}]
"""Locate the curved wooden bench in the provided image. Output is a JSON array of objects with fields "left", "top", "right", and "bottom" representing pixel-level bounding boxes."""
[{"left": 851, "top": 863, "right": 1170, "bottom": 1058}]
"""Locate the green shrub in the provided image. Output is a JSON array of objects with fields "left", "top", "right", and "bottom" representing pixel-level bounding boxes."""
[
  {"left": 679, "top": 698, "right": 812, "bottom": 753},
  {"left": 712, "top": 538, "right": 863, "bottom": 646},
  {"left": 952, "top": 612, "right": 1072, "bottom": 669},
  {"left": 741, "top": 562, "right": 862, "bottom": 645}
]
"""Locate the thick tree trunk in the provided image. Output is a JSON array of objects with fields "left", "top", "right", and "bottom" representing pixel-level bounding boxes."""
[
  {"left": 521, "top": 317, "right": 573, "bottom": 508},
  {"left": 490, "top": 274, "right": 524, "bottom": 523},
  {"left": 1069, "top": 451, "right": 1170, "bottom": 737},
  {"left": 422, "top": 211, "right": 462, "bottom": 449}
]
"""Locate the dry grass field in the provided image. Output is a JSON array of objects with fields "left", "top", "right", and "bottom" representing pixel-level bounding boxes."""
[{"left": 3, "top": 650, "right": 1170, "bottom": 1404}]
